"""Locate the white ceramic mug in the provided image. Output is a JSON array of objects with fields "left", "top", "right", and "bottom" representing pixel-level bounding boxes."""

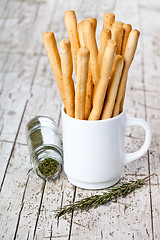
[{"left": 62, "top": 107, "right": 152, "bottom": 189}]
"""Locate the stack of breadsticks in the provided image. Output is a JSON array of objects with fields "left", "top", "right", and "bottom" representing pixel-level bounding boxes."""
[{"left": 42, "top": 11, "right": 140, "bottom": 120}]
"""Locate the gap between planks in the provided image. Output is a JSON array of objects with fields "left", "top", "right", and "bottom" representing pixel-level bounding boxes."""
[{"left": 13, "top": 175, "right": 30, "bottom": 240}]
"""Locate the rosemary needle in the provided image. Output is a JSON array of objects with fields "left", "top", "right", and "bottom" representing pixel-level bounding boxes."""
[{"left": 55, "top": 173, "right": 155, "bottom": 218}]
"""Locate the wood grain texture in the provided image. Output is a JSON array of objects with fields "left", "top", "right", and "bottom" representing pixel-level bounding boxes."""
[
  {"left": 0, "top": 0, "right": 160, "bottom": 239},
  {"left": 138, "top": 0, "right": 160, "bottom": 238}
]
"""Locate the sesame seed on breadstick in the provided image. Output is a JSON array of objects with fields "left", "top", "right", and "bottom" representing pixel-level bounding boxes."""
[
  {"left": 60, "top": 39, "right": 75, "bottom": 118},
  {"left": 82, "top": 20, "right": 98, "bottom": 86},
  {"left": 88, "top": 39, "right": 117, "bottom": 120},
  {"left": 75, "top": 48, "right": 90, "bottom": 120},
  {"left": 111, "top": 25, "right": 124, "bottom": 54},
  {"left": 98, "top": 28, "right": 111, "bottom": 77},
  {"left": 64, "top": 10, "right": 80, "bottom": 74},
  {"left": 103, "top": 12, "right": 115, "bottom": 30},
  {"left": 121, "top": 23, "right": 132, "bottom": 56},
  {"left": 42, "top": 31, "right": 65, "bottom": 105},
  {"left": 113, "top": 29, "right": 140, "bottom": 117},
  {"left": 101, "top": 55, "right": 124, "bottom": 119}
]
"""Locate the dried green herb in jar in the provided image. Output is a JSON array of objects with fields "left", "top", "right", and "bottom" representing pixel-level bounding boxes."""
[
  {"left": 38, "top": 158, "right": 59, "bottom": 178},
  {"left": 30, "top": 129, "right": 44, "bottom": 152},
  {"left": 26, "top": 116, "right": 63, "bottom": 180}
]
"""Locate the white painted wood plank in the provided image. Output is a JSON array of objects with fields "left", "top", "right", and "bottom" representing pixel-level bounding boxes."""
[
  {"left": 11, "top": 76, "right": 63, "bottom": 240},
  {"left": 0, "top": 144, "right": 32, "bottom": 239},
  {"left": 14, "top": 61, "right": 71, "bottom": 240},
  {"left": 0, "top": 0, "right": 8, "bottom": 18},
  {"left": 14, "top": 1, "right": 75, "bottom": 239},
  {"left": 17, "top": 27, "right": 64, "bottom": 145},
  {"left": 0, "top": 2, "right": 69, "bottom": 239},
  {"left": 0, "top": 0, "right": 56, "bottom": 144},
  {"left": 2, "top": 0, "right": 22, "bottom": 19},
  {"left": 0, "top": 0, "right": 42, "bottom": 144},
  {"left": 0, "top": 71, "right": 31, "bottom": 142},
  {"left": 13, "top": 168, "right": 45, "bottom": 240},
  {"left": 71, "top": 184, "right": 152, "bottom": 240},
  {"left": 0, "top": 53, "right": 8, "bottom": 72},
  {"left": 34, "top": 172, "right": 75, "bottom": 240},
  {"left": 0, "top": 141, "right": 13, "bottom": 186},
  {"left": 139, "top": 0, "right": 160, "bottom": 238}
]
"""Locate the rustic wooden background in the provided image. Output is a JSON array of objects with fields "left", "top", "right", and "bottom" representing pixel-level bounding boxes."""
[{"left": 0, "top": 0, "right": 160, "bottom": 239}]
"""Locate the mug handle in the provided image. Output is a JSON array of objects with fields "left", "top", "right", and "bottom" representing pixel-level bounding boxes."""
[{"left": 123, "top": 117, "right": 152, "bottom": 165}]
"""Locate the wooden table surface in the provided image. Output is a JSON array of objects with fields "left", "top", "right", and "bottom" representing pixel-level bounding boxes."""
[{"left": 0, "top": 0, "right": 160, "bottom": 239}]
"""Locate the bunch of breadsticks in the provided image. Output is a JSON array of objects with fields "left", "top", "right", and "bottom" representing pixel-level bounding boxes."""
[{"left": 42, "top": 11, "right": 140, "bottom": 120}]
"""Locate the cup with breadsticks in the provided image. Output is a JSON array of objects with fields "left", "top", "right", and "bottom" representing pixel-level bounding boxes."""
[{"left": 42, "top": 11, "right": 152, "bottom": 189}]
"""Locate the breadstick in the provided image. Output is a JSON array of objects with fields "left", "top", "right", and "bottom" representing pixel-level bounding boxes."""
[
  {"left": 101, "top": 55, "right": 124, "bottom": 119},
  {"left": 103, "top": 12, "right": 115, "bottom": 30},
  {"left": 119, "top": 94, "right": 125, "bottom": 113},
  {"left": 42, "top": 32, "right": 65, "bottom": 105},
  {"left": 114, "top": 24, "right": 132, "bottom": 114},
  {"left": 113, "top": 101, "right": 120, "bottom": 117},
  {"left": 112, "top": 21, "right": 123, "bottom": 27},
  {"left": 121, "top": 23, "right": 132, "bottom": 56},
  {"left": 64, "top": 10, "right": 80, "bottom": 74},
  {"left": 85, "top": 72, "right": 94, "bottom": 119},
  {"left": 78, "top": 18, "right": 97, "bottom": 45},
  {"left": 78, "top": 21, "right": 85, "bottom": 47},
  {"left": 97, "top": 28, "right": 111, "bottom": 77},
  {"left": 111, "top": 25, "right": 124, "bottom": 54},
  {"left": 88, "top": 39, "right": 117, "bottom": 120},
  {"left": 78, "top": 20, "right": 93, "bottom": 119},
  {"left": 86, "top": 18, "right": 97, "bottom": 33},
  {"left": 113, "top": 29, "right": 140, "bottom": 117},
  {"left": 75, "top": 48, "right": 90, "bottom": 119},
  {"left": 120, "top": 21, "right": 131, "bottom": 113},
  {"left": 85, "top": 75, "right": 93, "bottom": 119},
  {"left": 60, "top": 39, "right": 75, "bottom": 118},
  {"left": 82, "top": 20, "right": 98, "bottom": 86}
]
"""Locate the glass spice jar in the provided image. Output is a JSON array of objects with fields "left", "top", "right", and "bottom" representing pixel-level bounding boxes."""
[{"left": 26, "top": 116, "right": 63, "bottom": 180}]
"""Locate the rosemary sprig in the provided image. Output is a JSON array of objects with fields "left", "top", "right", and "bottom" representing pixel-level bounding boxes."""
[{"left": 55, "top": 173, "right": 155, "bottom": 218}]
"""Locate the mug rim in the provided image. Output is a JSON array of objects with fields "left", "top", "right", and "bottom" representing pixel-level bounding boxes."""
[{"left": 61, "top": 105, "right": 125, "bottom": 123}]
